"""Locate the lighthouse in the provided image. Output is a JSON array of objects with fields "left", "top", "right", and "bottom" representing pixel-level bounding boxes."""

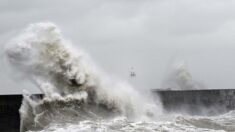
[{"left": 130, "top": 67, "right": 136, "bottom": 78}]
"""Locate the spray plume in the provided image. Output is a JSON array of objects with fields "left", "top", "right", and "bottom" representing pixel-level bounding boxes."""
[
  {"left": 5, "top": 22, "right": 160, "bottom": 132},
  {"left": 162, "top": 61, "right": 205, "bottom": 90}
]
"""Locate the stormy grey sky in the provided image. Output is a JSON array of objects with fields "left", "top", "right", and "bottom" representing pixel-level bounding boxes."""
[{"left": 1, "top": 0, "right": 235, "bottom": 94}]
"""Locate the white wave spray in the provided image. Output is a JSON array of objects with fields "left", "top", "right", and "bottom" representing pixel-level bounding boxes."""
[
  {"left": 5, "top": 22, "right": 235, "bottom": 132},
  {"left": 5, "top": 22, "right": 161, "bottom": 132},
  {"left": 162, "top": 61, "right": 205, "bottom": 90}
]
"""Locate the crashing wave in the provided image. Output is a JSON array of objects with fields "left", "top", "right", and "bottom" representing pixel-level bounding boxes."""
[
  {"left": 162, "top": 61, "right": 205, "bottom": 90},
  {"left": 5, "top": 22, "right": 160, "bottom": 132}
]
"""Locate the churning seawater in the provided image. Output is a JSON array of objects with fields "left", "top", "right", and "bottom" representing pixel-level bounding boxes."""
[
  {"left": 28, "top": 111, "right": 235, "bottom": 132},
  {"left": 4, "top": 22, "right": 235, "bottom": 132}
]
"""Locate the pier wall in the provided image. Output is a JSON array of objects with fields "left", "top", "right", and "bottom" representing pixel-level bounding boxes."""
[
  {"left": 153, "top": 89, "right": 235, "bottom": 115},
  {"left": 0, "top": 95, "right": 22, "bottom": 132},
  {"left": 0, "top": 94, "right": 42, "bottom": 132},
  {"left": 1, "top": 89, "right": 235, "bottom": 131}
]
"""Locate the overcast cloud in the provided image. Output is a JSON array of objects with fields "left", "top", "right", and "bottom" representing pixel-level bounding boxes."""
[{"left": 1, "top": 0, "right": 235, "bottom": 94}]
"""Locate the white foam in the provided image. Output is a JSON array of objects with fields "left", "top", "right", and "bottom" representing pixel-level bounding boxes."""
[{"left": 5, "top": 22, "right": 161, "bottom": 132}]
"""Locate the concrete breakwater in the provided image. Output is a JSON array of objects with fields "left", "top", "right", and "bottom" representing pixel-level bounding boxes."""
[
  {"left": 1, "top": 89, "right": 235, "bottom": 131},
  {"left": 0, "top": 94, "right": 42, "bottom": 132},
  {"left": 153, "top": 89, "right": 235, "bottom": 115},
  {"left": 0, "top": 95, "right": 22, "bottom": 132}
]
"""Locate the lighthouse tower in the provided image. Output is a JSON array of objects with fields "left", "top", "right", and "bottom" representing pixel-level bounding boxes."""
[{"left": 130, "top": 67, "right": 136, "bottom": 78}]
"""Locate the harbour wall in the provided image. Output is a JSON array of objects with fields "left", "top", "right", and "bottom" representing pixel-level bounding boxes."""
[
  {"left": 1, "top": 89, "right": 235, "bottom": 131},
  {"left": 152, "top": 89, "right": 235, "bottom": 115}
]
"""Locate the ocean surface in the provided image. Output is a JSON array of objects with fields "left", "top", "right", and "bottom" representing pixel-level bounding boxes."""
[
  {"left": 28, "top": 111, "right": 235, "bottom": 132},
  {"left": 5, "top": 22, "right": 235, "bottom": 132}
]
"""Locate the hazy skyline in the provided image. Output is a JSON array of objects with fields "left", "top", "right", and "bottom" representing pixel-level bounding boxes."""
[{"left": 1, "top": 0, "right": 235, "bottom": 94}]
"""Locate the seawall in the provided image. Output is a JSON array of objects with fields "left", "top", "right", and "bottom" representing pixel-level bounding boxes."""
[
  {"left": 1, "top": 89, "right": 235, "bottom": 131},
  {"left": 0, "top": 95, "right": 22, "bottom": 132},
  {"left": 0, "top": 94, "right": 42, "bottom": 132},
  {"left": 152, "top": 89, "right": 235, "bottom": 115}
]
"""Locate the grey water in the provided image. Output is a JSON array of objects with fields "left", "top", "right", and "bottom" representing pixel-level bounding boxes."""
[{"left": 5, "top": 22, "right": 235, "bottom": 132}]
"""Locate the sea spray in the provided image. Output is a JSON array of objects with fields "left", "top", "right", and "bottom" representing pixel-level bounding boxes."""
[
  {"left": 162, "top": 61, "right": 205, "bottom": 90},
  {"left": 4, "top": 22, "right": 235, "bottom": 132},
  {"left": 5, "top": 22, "right": 160, "bottom": 132}
]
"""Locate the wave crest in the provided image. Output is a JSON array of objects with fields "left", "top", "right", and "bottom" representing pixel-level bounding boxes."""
[{"left": 5, "top": 22, "right": 160, "bottom": 132}]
